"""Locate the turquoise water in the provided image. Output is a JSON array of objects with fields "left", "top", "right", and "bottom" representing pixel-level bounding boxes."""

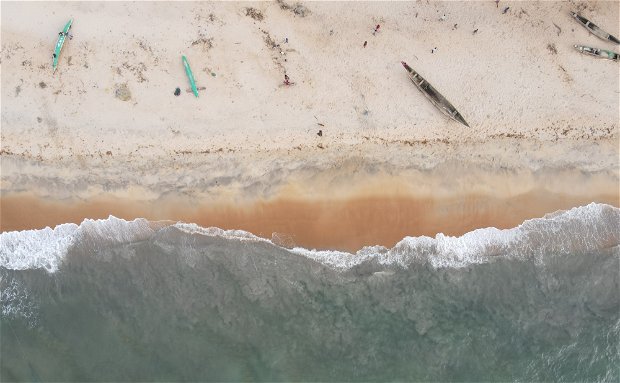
[{"left": 1, "top": 204, "right": 619, "bottom": 381}]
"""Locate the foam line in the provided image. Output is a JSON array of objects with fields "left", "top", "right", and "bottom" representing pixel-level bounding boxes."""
[{"left": 1, "top": 203, "right": 618, "bottom": 273}]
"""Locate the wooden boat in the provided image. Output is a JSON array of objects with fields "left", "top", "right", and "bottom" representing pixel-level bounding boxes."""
[
  {"left": 52, "top": 19, "right": 73, "bottom": 72},
  {"left": 182, "top": 56, "right": 199, "bottom": 98},
  {"left": 570, "top": 12, "right": 620, "bottom": 45},
  {"left": 401, "top": 61, "right": 469, "bottom": 128},
  {"left": 574, "top": 45, "right": 619, "bottom": 61}
]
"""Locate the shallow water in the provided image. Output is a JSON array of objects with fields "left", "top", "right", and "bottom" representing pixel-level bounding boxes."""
[{"left": 1, "top": 203, "right": 619, "bottom": 381}]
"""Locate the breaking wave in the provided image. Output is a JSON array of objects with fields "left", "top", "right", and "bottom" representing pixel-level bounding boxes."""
[{"left": 1, "top": 203, "right": 618, "bottom": 273}]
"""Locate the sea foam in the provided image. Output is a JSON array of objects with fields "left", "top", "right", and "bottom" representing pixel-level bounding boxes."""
[
  {"left": 1, "top": 216, "right": 154, "bottom": 272},
  {"left": 1, "top": 203, "right": 618, "bottom": 273},
  {"left": 293, "top": 203, "right": 619, "bottom": 269}
]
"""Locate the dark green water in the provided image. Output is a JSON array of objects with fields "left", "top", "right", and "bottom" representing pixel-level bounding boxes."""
[{"left": 1, "top": 204, "right": 619, "bottom": 381}]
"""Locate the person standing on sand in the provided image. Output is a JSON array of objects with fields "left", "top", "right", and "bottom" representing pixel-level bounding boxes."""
[
  {"left": 284, "top": 74, "right": 290, "bottom": 85},
  {"left": 363, "top": 40, "right": 368, "bottom": 48},
  {"left": 495, "top": 0, "right": 499, "bottom": 8},
  {"left": 373, "top": 24, "right": 380, "bottom": 35}
]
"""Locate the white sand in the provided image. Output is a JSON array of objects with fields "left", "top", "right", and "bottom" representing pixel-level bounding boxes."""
[{"left": 1, "top": 1, "right": 618, "bottom": 224}]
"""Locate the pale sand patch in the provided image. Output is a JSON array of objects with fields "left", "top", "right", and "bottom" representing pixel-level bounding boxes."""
[{"left": 1, "top": 1, "right": 618, "bottom": 249}]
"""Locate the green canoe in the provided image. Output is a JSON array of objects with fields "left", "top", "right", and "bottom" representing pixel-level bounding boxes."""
[
  {"left": 574, "top": 44, "right": 619, "bottom": 61},
  {"left": 53, "top": 19, "right": 73, "bottom": 72},
  {"left": 182, "top": 56, "right": 199, "bottom": 97}
]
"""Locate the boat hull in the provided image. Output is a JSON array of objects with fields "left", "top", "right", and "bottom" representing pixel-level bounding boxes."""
[
  {"left": 182, "top": 56, "right": 199, "bottom": 98},
  {"left": 401, "top": 62, "right": 469, "bottom": 128},
  {"left": 571, "top": 12, "right": 620, "bottom": 45},
  {"left": 52, "top": 19, "right": 73, "bottom": 72},
  {"left": 574, "top": 45, "right": 619, "bottom": 61}
]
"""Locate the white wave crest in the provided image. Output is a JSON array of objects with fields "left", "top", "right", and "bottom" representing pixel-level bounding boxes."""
[
  {"left": 0, "top": 223, "right": 78, "bottom": 272},
  {"left": 1, "top": 216, "right": 155, "bottom": 272},
  {"left": 173, "top": 223, "right": 268, "bottom": 243},
  {"left": 1, "top": 203, "right": 618, "bottom": 273},
  {"left": 293, "top": 203, "right": 620, "bottom": 269}
]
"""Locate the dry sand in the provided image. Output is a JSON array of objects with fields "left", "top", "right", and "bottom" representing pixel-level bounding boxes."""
[{"left": 1, "top": 1, "right": 619, "bottom": 250}]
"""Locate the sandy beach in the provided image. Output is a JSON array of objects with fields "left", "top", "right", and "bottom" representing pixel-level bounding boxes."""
[{"left": 1, "top": 0, "right": 619, "bottom": 250}]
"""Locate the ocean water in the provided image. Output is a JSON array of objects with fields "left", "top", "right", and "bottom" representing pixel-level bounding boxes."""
[{"left": 1, "top": 203, "right": 619, "bottom": 381}]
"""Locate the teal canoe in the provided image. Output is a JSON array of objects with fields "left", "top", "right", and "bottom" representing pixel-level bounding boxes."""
[
  {"left": 182, "top": 56, "right": 199, "bottom": 97},
  {"left": 53, "top": 19, "right": 73, "bottom": 72}
]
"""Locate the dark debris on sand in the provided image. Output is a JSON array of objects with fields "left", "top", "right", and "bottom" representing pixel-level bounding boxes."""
[
  {"left": 191, "top": 37, "right": 214, "bottom": 51},
  {"left": 277, "top": 0, "right": 310, "bottom": 17},
  {"left": 245, "top": 7, "right": 264, "bottom": 21}
]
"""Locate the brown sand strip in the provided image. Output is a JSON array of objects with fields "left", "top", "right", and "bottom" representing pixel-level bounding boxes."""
[{"left": 2, "top": 191, "right": 618, "bottom": 252}]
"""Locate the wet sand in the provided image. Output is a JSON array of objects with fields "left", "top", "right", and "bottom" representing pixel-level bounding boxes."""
[{"left": 2, "top": 190, "right": 617, "bottom": 252}]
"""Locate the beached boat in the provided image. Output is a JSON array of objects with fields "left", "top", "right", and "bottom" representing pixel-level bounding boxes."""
[
  {"left": 401, "top": 61, "right": 469, "bottom": 128},
  {"left": 182, "top": 56, "right": 199, "bottom": 98},
  {"left": 570, "top": 12, "right": 620, "bottom": 45},
  {"left": 574, "top": 45, "right": 619, "bottom": 61},
  {"left": 52, "top": 19, "right": 73, "bottom": 72}
]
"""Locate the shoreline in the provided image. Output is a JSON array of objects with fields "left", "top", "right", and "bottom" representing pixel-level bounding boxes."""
[
  {"left": 3, "top": 189, "right": 618, "bottom": 252},
  {"left": 2, "top": 138, "right": 618, "bottom": 252},
  {"left": 2, "top": 136, "right": 618, "bottom": 198}
]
